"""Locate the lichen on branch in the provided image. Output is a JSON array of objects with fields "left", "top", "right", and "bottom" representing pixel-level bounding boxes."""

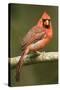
[{"left": 9, "top": 52, "right": 58, "bottom": 66}]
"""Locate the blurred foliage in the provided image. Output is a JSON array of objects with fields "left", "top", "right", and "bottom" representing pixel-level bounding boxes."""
[{"left": 9, "top": 4, "right": 58, "bottom": 86}]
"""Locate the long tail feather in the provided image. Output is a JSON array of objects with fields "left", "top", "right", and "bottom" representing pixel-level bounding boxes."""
[{"left": 16, "top": 51, "right": 25, "bottom": 81}]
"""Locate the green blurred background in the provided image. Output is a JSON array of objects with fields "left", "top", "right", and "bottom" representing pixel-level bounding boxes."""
[{"left": 9, "top": 3, "right": 58, "bottom": 86}]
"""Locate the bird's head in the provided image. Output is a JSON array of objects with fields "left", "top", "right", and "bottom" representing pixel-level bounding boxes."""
[{"left": 37, "top": 12, "right": 51, "bottom": 29}]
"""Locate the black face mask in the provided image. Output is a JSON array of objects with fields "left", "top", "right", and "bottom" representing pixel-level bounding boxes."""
[
  {"left": 44, "top": 24, "right": 50, "bottom": 28},
  {"left": 43, "top": 19, "right": 50, "bottom": 29}
]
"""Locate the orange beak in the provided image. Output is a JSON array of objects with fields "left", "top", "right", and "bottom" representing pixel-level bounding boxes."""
[{"left": 45, "top": 20, "right": 49, "bottom": 25}]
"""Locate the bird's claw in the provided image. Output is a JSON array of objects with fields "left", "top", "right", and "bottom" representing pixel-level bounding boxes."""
[{"left": 36, "top": 51, "right": 41, "bottom": 55}]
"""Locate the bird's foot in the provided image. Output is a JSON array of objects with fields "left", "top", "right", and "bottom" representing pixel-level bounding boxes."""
[
  {"left": 36, "top": 51, "right": 46, "bottom": 56},
  {"left": 42, "top": 51, "right": 45, "bottom": 54},
  {"left": 36, "top": 51, "right": 41, "bottom": 55},
  {"left": 42, "top": 51, "right": 46, "bottom": 59},
  {"left": 30, "top": 51, "right": 45, "bottom": 58}
]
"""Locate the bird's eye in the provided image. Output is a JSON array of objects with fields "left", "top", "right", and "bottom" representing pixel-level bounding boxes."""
[
  {"left": 43, "top": 19, "right": 50, "bottom": 22},
  {"left": 43, "top": 19, "right": 46, "bottom": 22}
]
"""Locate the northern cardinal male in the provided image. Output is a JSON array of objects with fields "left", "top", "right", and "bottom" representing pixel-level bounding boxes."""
[{"left": 16, "top": 12, "right": 53, "bottom": 81}]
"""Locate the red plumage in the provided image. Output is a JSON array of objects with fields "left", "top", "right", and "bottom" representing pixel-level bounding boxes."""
[{"left": 16, "top": 12, "right": 53, "bottom": 81}]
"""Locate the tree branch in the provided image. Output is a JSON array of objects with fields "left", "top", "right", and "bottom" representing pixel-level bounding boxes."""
[{"left": 9, "top": 52, "right": 58, "bottom": 66}]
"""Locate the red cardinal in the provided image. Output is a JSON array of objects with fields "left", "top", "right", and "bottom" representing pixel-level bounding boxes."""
[{"left": 16, "top": 12, "right": 53, "bottom": 81}]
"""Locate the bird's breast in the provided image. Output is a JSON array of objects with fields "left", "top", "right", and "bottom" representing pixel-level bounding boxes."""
[
  {"left": 28, "top": 29, "right": 53, "bottom": 51},
  {"left": 29, "top": 37, "right": 50, "bottom": 51}
]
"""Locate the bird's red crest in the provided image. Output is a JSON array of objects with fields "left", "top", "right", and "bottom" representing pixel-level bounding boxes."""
[{"left": 42, "top": 12, "right": 51, "bottom": 19}]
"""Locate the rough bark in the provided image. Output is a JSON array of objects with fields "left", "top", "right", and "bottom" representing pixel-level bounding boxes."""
[{"left": 9, "top": 52, "right": 58, "bottom": 66}]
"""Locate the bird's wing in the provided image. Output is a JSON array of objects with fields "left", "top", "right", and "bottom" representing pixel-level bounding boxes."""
[{"left": 21, "top": 26, "right": 45, "bottom": 50}]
